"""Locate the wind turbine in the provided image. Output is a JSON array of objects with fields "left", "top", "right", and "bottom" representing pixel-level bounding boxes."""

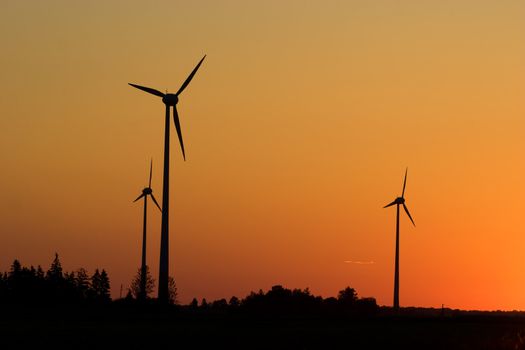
[
  {"left": 129, "top": 55, "right": 206, "bottom": 302},
  {"left": 133, "top": 159, "right": 161, "bottom": 300},
  {"left": 383, "top": 168, "right": 415, "bottom": 311}
]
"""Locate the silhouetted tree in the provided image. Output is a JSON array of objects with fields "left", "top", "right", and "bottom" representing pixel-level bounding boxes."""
[
  {"left": 7, "top": 260, "right": 34, "bottom": 302},
  {"left": 201, "top": 298, "right": 208, "bottom": 309},
  {"left": 0, "top": 255, "right": 112, "bottom": 306},
  {"left": 229, "top": 296, "right": 240, "bottom": 308},
  {"left": 75, "top": 268, "right": 91, "bottom": 299},
  {"left": 9, "top": 259, "right": 22, "bottom": 277},
  {"left": 45, "top": 254, "right": 64, "bottom": 301},
  {"left": 46, "top": 253, "right": 64, "bottom": 283},
  {"left": 335, "top": 286, "right": 378, "bottom": 315},
  {"left": 91, "top": 269, "right": 101, "bottom": 296},
  {"left": 64, "top": 271, "right": 76, "bottom": 284},
  {"left": 91, "top": 269, "right": 110, "bottom": 302},
  {"left": 99, "top": 269, "right": 111, "bottom": 302},
  {"left": 32, "top": 265, "right": 46, "bottom": 302},
  {"left": 338, "top": 287, "right": 358, "bottom": 305},
  {"left": 189, "top": 298, "right": 199, "bottom": 309},
  {"left": 63, "top": 271, "right": 79, "bottom": 302},
  {"left": 241, "top": 285, "right": 321, "bottom": 316},
  {"left": 212, "top": 298, "right": 228, "bottom": 310},
  {"left": 130, "top": 266, "right": 155, "bottom": 299},
  {"left": 168, "top": 276, "right": 178, "bottom": 304}
]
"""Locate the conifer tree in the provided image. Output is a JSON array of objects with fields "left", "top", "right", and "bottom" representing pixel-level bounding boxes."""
[
  {"left": 99, "top": 269, "right": 111, "bottom": 302},
  {"left": 9, "top": 259, "right": 22, "bottom": 278},
  {"left": 91, "top": 269, "right": 101, "bottom": 299},
  {"left": 168, "top": 276, "right": 178, "bottom": 305},
  {"left": 46, "top": 253, "right": 64, "bottom": 282},
  {"left": 130, "top": 266, "right": 155, "bottom": 299},
  {"left": 76, "top": 268, "right": 91, "bottom": 299}
]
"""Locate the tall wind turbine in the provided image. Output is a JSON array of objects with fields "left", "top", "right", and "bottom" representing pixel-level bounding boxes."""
[
  {"left": 133, "top": 159, "right": 161, "bottom": 300},
  {"left": 129, "top": 55, "right": 206, "bottom": 302},
  {"left": 383, "top": 168, "right": 415, "bottom": 311}
]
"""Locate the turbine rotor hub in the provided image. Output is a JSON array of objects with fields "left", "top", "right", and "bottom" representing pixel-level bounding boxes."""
[
  {"left": 396, "top": 197, "right": 405, "bottom": 204},
  {"left": 162, "top": 94, "right": 178, "bottom": 106},
  {"left": 143, "top": 188, "right": 152, "bottom": 195}
]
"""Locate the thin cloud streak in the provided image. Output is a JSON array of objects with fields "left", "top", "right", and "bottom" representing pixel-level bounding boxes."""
[{"left": 344, "top": 260, "right": 375, "bottom": 265}]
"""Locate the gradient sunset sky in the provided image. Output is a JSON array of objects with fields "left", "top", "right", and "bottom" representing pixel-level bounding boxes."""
[{"left": 1, "top": 1, "right": 524, "bottom": 310}]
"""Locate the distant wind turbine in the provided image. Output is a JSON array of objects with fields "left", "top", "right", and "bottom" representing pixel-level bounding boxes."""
[
  {"left": 133, "top": 159, "right": 161, "bottom": 300},
  {"left": 383, "top": 168, "right": 415, "bottom": 311},
  {"left": 129, "top": 55, "right": 206, "bottom": 302}
]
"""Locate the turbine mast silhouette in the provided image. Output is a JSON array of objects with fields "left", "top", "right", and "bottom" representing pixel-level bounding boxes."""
[
  {"left": 383, "top": 168, "right": 415, "bottom": 311},
  {"left": 133, "top": 159, "right": 161, "bottom": 300},
  {"left": 129, "top": 55, "right": 206, "bottom": 302}
]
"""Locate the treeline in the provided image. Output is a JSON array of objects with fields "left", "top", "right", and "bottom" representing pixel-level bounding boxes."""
[
  {"left": 2, "top": 255, "right": 378, "bottom": 317},
  {"left": 0, "top": 254, "right": 110, "bottom": 305},
  {"left": 175, "top": 285, "right": 378, "bottom": 317},
  {"left": 119, "top": 282, "right": 378, "bottom": 317}
]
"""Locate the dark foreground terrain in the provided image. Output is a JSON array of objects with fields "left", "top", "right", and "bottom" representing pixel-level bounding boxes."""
[
  {"left": 2, "top": 305, "right": 525, "bottom": 349},
  {"left": 4, "top": 257, "right": 523, "bottom": 348}
]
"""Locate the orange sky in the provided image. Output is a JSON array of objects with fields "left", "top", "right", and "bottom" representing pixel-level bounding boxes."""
[{"left": 1, "top": 1, "right": 524, "bottom": 310}]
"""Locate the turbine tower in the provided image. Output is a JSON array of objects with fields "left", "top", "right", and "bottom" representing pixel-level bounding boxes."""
[
  {"left": 129, "top": 55, "right": 206, "bottom": 302},
  {"left": 383, "top": 168, "right": 415, "bottom": 311},
  {"left": 133, "top": 159, "right": 161, "bottom": 300}
]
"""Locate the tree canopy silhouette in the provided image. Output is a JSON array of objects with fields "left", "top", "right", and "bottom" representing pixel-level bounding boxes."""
[
  {"left": 1, "top": 255, "right": 377, "bottom": 318},
  {"left": 189, "top": 285, "right": 378, "bottom": 317},
  {"left": 0, "top": 254, "right": 112, "bottom": 305},
  {"left": 130, "top": 265, "right": 155, "bottom": 299}
]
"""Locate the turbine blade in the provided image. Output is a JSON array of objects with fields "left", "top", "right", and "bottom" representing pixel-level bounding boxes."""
[
  {"left": 128, "top": 83, "right": 165, "bottom": 98},
  {"left": 383, "top": 200, "right": 397, "bottom": 208},
  {"left": 149, "top": 158, "right": 153, "bottom": 188},
  {"left": 403, "top": 203, "right": 416, "bottom": 226},
  {"left": 175, "top": 55, "right": 206, "bottom": 97},
  {"left": 401, "top": 168, "right": 407, "bottom": 197},
  {"left": 173, "top": 106, "right": 186, "bottom": 161},
  {"left": 150, "top": 194, "right": 162, "bottom": 211},
  {"left": 133, "top": 193, "right": 145, "bottom": 202}
]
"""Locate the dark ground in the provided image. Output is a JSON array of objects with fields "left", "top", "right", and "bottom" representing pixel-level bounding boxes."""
[{"left": 2, "top": 306, "right": 525, "bottom": 349}]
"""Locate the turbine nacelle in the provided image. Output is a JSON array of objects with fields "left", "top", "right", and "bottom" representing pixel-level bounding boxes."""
[
  {"left": 162, "top": 94, "right": 179, "bottom": 106},
  {"left": 129, "top": 55, "right": 206, "bottom": 163},
  {"left": 383, "top": 197, "right": 405, "bottom": 208},
  {"left": 133, "top": 160, "right": 161, "bottom": 211},
  {"left": 383, "top": 168, "right": 415, "bottom": 226}
]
